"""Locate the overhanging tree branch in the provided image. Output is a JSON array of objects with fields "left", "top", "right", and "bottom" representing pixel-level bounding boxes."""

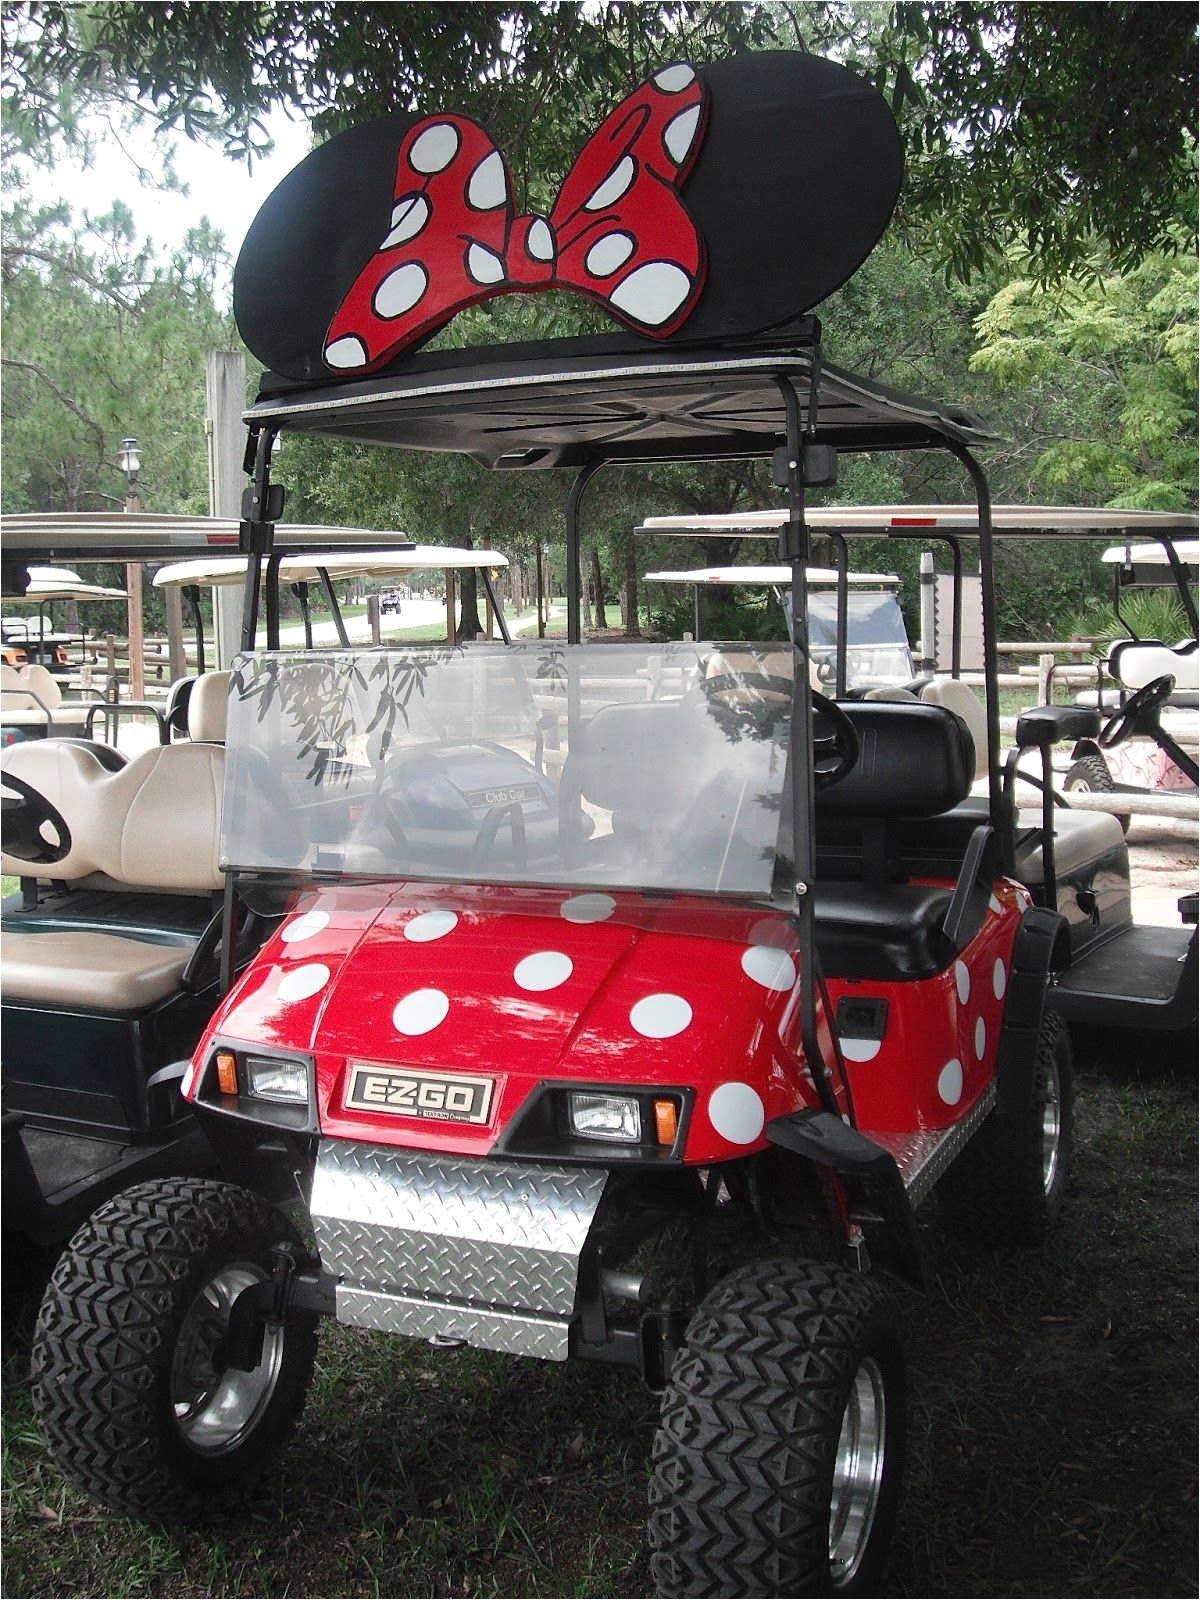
[{"left": 2, "top": 356, "right": 107, "bottom": 460}]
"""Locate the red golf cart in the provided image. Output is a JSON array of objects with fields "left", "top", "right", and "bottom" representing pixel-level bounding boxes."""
[{"left": 28, "top": 48, "right": 1193, "bottom": 1597}]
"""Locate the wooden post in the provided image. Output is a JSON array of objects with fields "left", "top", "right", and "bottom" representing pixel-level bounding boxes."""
[
  {"left": 445, "top": 572, "right": 456, "bottom": 644},
  {"left": 368, "top": 594, "right": 381, "bottom": 645},
  {"left": 1037, "top": 651, "right": 1055, "bottom": 707},
  {"left": 164, "top": 585, "right": 187, "bottom": 679},
  {"left": 125, "top": 563, "right": 145, "bottom": 700}
]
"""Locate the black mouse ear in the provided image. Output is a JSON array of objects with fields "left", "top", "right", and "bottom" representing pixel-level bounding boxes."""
[
  {"left": 233, "top": 50, "right": 902, "bottom": 383},
  {"left": 680, "top": 52, "right": 903, "bottom": 343}
]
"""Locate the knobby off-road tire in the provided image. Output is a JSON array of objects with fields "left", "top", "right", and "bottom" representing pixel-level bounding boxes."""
[
  {"left": 1064, "top": 749, "right": 1130, "bottom": 835},
  {"left": 31, "top": 1178, "right": 317, "bottom": 1522},
  {"left": 649, "top": 1259, "right": 906, "bottom": 1597},
  {"left": 938, "top": 1009, "right": 1074, "bottom": 1248}
]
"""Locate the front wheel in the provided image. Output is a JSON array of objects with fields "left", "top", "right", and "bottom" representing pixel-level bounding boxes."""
[
  {"left": 938, "top": 1008, "right": 1074, "bottom": 1247},
  {"left": 31, "top": 1178, "right": 317, "bottom": 1521},
  {"left": 649, "top": 1259, "right": 906, "bottom": 1596}
]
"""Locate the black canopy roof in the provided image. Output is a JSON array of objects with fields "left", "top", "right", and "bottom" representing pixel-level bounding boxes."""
[{"left": 245, "top": 335, "right": 995, "bottom": 470}]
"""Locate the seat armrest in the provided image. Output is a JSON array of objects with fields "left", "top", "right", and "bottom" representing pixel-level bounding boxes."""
[{"left": 1015, "top": 704, "right": 1101, "bottom": 748}]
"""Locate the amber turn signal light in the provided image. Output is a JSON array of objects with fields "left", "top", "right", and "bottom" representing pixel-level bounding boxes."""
[
  {"left": 653, "top": 1098, "right": 679, "bottom": 1146},
  {"left": 215, "top": 1049, "right": 239, "bottom": 1096}
]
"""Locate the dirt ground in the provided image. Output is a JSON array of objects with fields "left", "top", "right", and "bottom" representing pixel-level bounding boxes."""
[{"left": 1126, "top": 816, "right": 1198, "bottom": 923}]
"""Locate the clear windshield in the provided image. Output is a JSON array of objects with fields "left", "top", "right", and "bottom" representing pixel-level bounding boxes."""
[
  {"left": 807, "top": 590, "right": 915, "bottom": 689},
  {"left": 222, "top": 642, "right": 797, "bottom": 898}
]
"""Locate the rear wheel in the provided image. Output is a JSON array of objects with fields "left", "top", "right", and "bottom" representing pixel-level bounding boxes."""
[
  {"left": 1064, "top": 749, "right": 1129, "bottom": 835},
  {"left": 649, "top": 1259, "right": 905, "bottom": 1596},
  {"left": 31, "top": 1178, "right": 317, "bottom": 1521},
  {"left": 938, "top": 1009, "right": 1073, "bottom": 1247}
]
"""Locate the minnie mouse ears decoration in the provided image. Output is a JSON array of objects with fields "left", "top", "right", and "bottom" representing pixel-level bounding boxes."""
[{"left": 234, "top": 51, "right": 902, "bottom": 384}]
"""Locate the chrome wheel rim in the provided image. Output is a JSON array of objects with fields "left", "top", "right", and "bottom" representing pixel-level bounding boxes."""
[
  {"left": 829, "top": 1355, "right": 887, "bottom": 1586},
  {"left": 170, "top": 1263, "right": 285, "bottom": 1455},
  {"left": 1041, "top": 1058, "right": 1062, "bottom": 1197}
]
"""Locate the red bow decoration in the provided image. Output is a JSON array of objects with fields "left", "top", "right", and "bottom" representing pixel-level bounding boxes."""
[{"left": 323, "top": 63, "right": 709, "bottom": 374}]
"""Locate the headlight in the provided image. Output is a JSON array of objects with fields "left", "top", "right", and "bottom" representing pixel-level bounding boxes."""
[
  {"left": 245, "top": 1054, "right": 309, "bottom": 1104},
  {"left": 567, "top": 1092, "right": 641, "bottom": 1143}
]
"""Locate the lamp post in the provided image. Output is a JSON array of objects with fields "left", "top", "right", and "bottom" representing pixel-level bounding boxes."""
[
  {"left": 118, "top": 436, "right": 145, "bottom": 699},
  {"left": 118, "top": 438, "right": 141, "bottom": 513}
]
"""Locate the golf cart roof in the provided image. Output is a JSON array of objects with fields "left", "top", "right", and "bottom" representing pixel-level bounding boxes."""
[
  {"left": 152, "top": 545, "right": 508, "bottom": 590},
  {"left": 1101, "top": 539, "right": 1200, "bottom": 566},
  {"left": 638, "top": 504, "right": 1200, "bottom": 539},
  {"left": 642, "top": 565, "right": 899, "bottom": 586},
  {"left": 3, "top": 565, "right": 127, "bottom": 603},
  {"left": 243, "top": 346, "right": 995, "bottom": 468},
  {"left": 0, "top": 513, "right": 421, "bottom": 565}
]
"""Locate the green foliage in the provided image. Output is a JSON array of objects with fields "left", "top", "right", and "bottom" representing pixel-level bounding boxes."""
[
  {"left": 1, "top": 189, "right": 238, "bottom": 514},
  {"left": 971, "top": 247, "right": 1199, "bottom": 508},
  {"left": 1069, "top": 590, "right": 1193, "bottom": 653},
  {"left": 5, "top": 2, "right": 1194, "bottom": 285},
  {"left": 880, "top": 2, "right": 1199, "bottom": 282}
]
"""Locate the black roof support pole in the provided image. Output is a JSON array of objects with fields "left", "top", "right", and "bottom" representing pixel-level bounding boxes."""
[
  {"left": 292, "top": 583, "right": 314, "bottom": 650},
  {"left": 827, "top": 529, "right": 850, "bottom": 697},
  {"left": 238, "top": 427, "right": 278, "bottom": 652},
  {"left": 776, "top": 374, "right": 840, "bottom": 1122},
  {"left": 183, "top": 585, "right": 205, "bottom": 675},
  {"left": 1159, "top": 537, "right": 1199, "bottom": 636},
  {"left": 565, "top": 462, "right": 602, "bottom": 646},
  {"left": 315, "top": 568, "right": 351, "bottom": 647},
  {"left": 946, "top": 442, "right": 1001, "bottom": 828},
  {"left": 480, "top": 566, "right": 513, "bottom": 644},
  {"left": 265, "top": 553, "right": 283, "bottom": 650}
]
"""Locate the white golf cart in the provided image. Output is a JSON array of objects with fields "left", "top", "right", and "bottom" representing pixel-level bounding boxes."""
[{"left": 642, "top": 561, "right": 917, "bottom": 691}]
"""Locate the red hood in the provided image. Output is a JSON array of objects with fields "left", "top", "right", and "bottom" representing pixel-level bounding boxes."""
[{"left": 200, "top": 881, "right": 819, "bottom": 1160}]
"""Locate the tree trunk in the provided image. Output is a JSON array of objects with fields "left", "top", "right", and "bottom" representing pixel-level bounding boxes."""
[
  {"left": 579, "top": 546, "right": 592, "bottom": 631},
  {"left": 590, "top": 546, "right": 607, "bottom": 629},
  {"left": 456, "top": 534, "right": 484, "bottom": 641},
  {"left": 623, "top": 538, "right": 639, "bottom": 636}
]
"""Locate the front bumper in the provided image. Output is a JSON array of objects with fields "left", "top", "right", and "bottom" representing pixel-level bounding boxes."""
[{"left": 310, "top": 1140, "right": 608, "bottom": 1360}]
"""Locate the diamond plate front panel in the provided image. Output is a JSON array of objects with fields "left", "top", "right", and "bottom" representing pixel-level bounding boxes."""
[
  {"left": 310, "top": 1141, "right": 607, "bottom": 1332},
  {"left": 865, "top": 1082, "right": 996, "bottom": 1208},
  {"left": 337, "top": 1287, "right": 573, "bottom": 1360}
]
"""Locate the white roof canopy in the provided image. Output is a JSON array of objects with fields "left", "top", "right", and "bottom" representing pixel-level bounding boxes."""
[
  {"left": 639, "top": 504, "right": 1199, "bottom": 539},
  {"left": 643, "top": 564, "right": 899, "bottom": 587},
  {"left": 152, "top": 546, "right": 508, "bottom": 590},
  {"left": 5, "top": 565, "right": 127, "bottom": 603},
  {"left": 0, "top": 512, "right": 422, "bottom": 560},
  {"left": 1101, "top": 539, "right": 1200, "bottom": 566}
]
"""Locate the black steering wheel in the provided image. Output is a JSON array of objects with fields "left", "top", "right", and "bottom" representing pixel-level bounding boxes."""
[
  {"left": 1099, "top": 673, "right": 1175, "bottom": 748},
  {"left": 811, "top": 689, "right": 860, "bottom": 789},
  {"left": 1, "top": 772, "right": 73, "bottom": 865}
]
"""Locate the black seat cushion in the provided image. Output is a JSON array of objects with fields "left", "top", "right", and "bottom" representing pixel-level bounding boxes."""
[
  {"left": 813, "top": 883, "right": 955, "bottom": 980},
  {"left": 815, "top": 701, "right": 973, "bottom": 819}
]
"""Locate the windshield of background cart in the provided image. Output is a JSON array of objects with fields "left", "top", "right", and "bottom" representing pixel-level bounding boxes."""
[
  {"left": 808, "top": 589, "right": 914, "bottom": 689},
  {"left": 222, "top": 642, "right": 796, "bottom": 897}
]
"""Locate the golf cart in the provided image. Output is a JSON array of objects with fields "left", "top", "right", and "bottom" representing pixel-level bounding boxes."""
[
  {"left": 1061, "top": 537, "right": 1199, "bottom": 805},
  {"left": 25, "top": 49, "right": 1194, "bottom": 1597},
  {"left": 643, "top": 561, "right": 917, "bottom": 691},
  {"left": 1, "top": 566, "right": 126, "bottom": 745},
  {"left": 0, "top": 518, "right": 509, "bottom": 1247},
  {"left": 643, "top": 502, "right": 1199, "bottom": 1034},
  {"left": 152, "top": 542, "right": 511, "bottom": 656}
]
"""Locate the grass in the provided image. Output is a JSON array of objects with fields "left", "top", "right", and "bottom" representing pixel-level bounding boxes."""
[{"left": 2, "top": 1026, "right": 1195, "bottom": 1599}]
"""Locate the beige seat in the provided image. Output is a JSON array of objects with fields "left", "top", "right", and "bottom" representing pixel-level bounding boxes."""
[
  {"left": 1, "top": 735, "right": 224, "bottom": 1011},
  {"left": 187, "top": 669, "right": 231, "bottom": 742},
  {"left": 0, "top": 663, "right": 97, "bottom": 732},
  {"left": 921, "top": 678, "right": 988, "bottom": 780}
]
